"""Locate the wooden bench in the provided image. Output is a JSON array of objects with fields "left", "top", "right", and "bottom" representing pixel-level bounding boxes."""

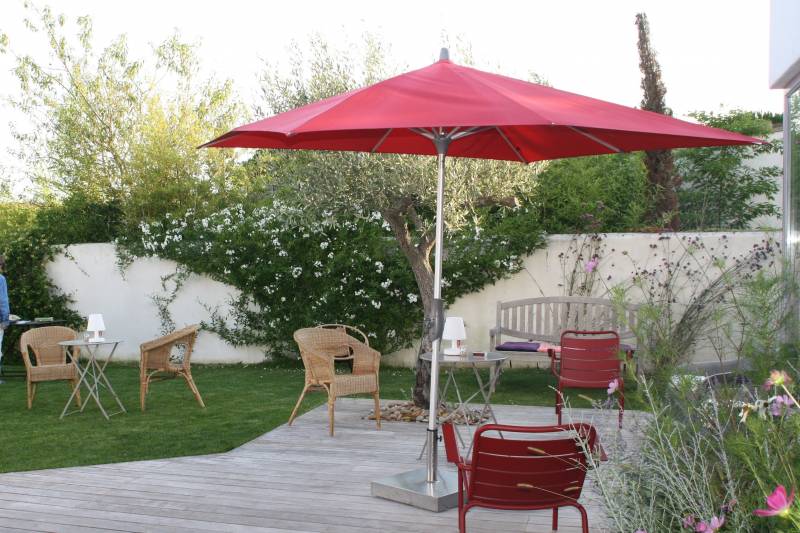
[{"left": 489, "top": 296, "right": 638, "bottom": 367}]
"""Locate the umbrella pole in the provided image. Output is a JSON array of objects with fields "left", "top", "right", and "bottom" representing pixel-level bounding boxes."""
[{"left": 426, "top": 135, "right": 450, "bottom": 484}]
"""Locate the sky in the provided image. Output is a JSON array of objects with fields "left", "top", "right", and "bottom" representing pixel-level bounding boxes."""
[{"left": 0, "top": 0, "right": 784, "bottom": 189}]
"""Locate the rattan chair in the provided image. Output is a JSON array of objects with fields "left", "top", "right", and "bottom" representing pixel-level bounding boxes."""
[
  {"left": 289, "top": 326, "right": 381, "bottom": 436},
  {"left": 19, "top": 326, "right": 82, "bottom": 410},
  {"left": 139, "top": 324, "right": 204, "bottom": 411}
]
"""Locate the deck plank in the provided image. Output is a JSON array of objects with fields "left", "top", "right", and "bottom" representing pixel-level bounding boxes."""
[{"left": 0, "top": 400, "right": 641, "bottom": 532}]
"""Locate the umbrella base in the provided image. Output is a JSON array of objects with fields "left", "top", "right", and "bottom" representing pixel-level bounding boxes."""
[{"left": 371, "top": 467, "right": 459, "bottom": 512}]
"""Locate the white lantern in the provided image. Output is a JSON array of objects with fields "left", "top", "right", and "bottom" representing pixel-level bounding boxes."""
[
  {"left": 86, "top": 314, "right": 106, "bottom": 342},
  {"left": 442, "top": 316, "right": 467, "bottom": 355}
]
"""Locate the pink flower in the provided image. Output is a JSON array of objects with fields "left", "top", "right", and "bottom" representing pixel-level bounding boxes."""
[
  {"left": 754, "top": 485, "right": 795, "bottom": 518},
  {"left": 695, "top": 516, "right": 724, "bottom": 532},
  {"left": 764, "top": 370, "right": 792, "bottom": 390},
  {"left": 585, "top": 257, "right": 599, "bottom": 273},
  {"left": 682, "top": 515, "right": 696, "bottom": 528},
  {"left": 607, "top": 378, "right": 619, "bottom": 395}
]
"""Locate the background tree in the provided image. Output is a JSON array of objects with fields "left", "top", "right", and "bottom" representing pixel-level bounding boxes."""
[
  {"left": 636, "top": 12, "right": 680, "bottom": 230},
  {"left": 1, "top": 3, "right": 250, "bottom": 230},
  {"left": 256, "top": 38, "right": 546, "bottom": 406},
  {"left": 676, "top": 110, "right": 781, "bottom": 229},
  {"left": 535, "top": 152, "right": 650, "bottom": 232}
]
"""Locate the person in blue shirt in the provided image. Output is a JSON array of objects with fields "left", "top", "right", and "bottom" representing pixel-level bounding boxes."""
[{"left": 0, "top": 255, "right": 9, "bottom": 376}]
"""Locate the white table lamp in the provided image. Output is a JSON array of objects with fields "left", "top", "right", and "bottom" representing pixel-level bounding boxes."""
[
  {"left": 87, "top": 314, "right": 106, "bottom": 342},
  {"left": 442, "top": 316, "right": 467, "bottom": 355}
]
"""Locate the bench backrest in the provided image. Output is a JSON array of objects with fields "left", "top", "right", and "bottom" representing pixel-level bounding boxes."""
[{"left": 492, "top": 296, "right": 638, "bottom": 346}]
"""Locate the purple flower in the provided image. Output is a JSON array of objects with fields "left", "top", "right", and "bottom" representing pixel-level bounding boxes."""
[
  {"left": 585, "top": 257, "right": 599, "bottom": 273},
  {"left": 607, "top": 378, "right": 619, "bottom": 395},
  {"left": 770, "top": 395, "right": 795, "bottom": 417},
  {"left": 682, "top": 515, "right": 696, "bottom": 529}
]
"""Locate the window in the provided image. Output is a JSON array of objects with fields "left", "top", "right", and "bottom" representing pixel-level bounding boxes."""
[{"left": 786, "top": 85, "right": 800, "bottom": 337}]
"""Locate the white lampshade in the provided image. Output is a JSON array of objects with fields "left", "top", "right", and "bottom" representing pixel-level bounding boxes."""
[
  {"left": 442, "top": 316, "right": 466, "bottom": 340},
  {"left": 87, "top": 314, "right": 106, "bottom": 340}
]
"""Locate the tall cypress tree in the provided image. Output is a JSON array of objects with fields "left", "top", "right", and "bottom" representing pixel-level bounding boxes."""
[{"left": 636, "top": 12, "right": 680, "bottom": 230}]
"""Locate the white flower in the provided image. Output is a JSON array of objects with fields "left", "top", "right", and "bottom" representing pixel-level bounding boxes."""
[
  {"left": 278, "top": 250, "right": 288, "bottom": 257},
  {"left": 320, "top": 241, "right": 330, "bottom": 250},
  {"left": 313, "top": 260, "right": 323, "bottom": 268},
  {"left": 281, "top": 296, "right": 286, "bottom": 302},
  {"left": 387, "top": 329, "right": 396, "bottom": 338},
  {"left": 371, "top": 300, "right": 382, "bottom": 309},
  {"left": 327, "top": 252, "right": 334, "bottom": 259},
  {"left": 291, "top": 266, "right": 303, "bottom": 278},
  {"left": 380, "top": 279, "right": 392, "bottom": 289},
  {"left": 407, "top": 294, "right": 418, "bottom": 303},
  {"left": 375, "top": 261, "right": 384, "bottom": 273},
  {"left": 314, "top": 272, "right": 322, "bottom": 278}
]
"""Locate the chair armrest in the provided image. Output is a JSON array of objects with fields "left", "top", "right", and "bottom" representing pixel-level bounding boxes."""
[
  {"left": 302, "top": 350, "right": 335, "bottom": 382},
  {"left": 548, "top": 348, "right": 560, "bottom": 377},
  {"left": 351, "top": 341, "right": 381, "bottom": 374}
]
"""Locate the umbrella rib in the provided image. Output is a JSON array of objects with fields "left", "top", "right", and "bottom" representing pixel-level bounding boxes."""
[
  {"left": 450, "top": 126, "right": 493, "bottom": 140},
  {"left": 371, "top": 128, "right": 393, "bottom": 153},
  {"left": 410, "top": 127, "right": 436, "bottom": 140},
  {"left": 495, "top": 127, "right": 528, "bottom": 163},
  {"left": 567, "top": 126, "right": 623, "bottom": 153}
]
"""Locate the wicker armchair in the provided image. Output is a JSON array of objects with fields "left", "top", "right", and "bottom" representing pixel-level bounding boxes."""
[
  {"left": 19, "top": 326, "right": 82, "bottom": 410},
  {"left": 139, "top": 324, "right": 204, "bottom": 411},
  {"left": 289, "top": 326, "right": 381, "bottom": 436}
]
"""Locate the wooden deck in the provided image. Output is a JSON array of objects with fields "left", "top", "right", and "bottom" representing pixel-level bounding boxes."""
[{"left": 0, "top": 400, "right": 640, "bottom": 532}]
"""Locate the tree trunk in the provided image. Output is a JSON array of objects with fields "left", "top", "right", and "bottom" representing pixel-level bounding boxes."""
[{"left": 382, "top": 205, "right": 437, "bottom": 408}]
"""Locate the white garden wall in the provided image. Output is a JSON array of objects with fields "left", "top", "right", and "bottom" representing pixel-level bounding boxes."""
[
  {"left": 46, "top": 244, "right": 265, "bottom": 363},
  {"left": 46, "top": 231, "right": 777, "bottom": 366},
  {"left": 384, "top": 230, "right": 778, "bottom": 367}
]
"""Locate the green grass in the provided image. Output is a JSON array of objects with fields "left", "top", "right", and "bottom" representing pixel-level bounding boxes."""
[{"left": 0, "top": 360, "right": 639, "bottom": 474}]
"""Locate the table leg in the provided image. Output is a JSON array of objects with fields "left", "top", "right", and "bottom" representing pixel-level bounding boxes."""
[
  {"left": 81, "top": 347, "right": 110, "bottom": 419},
  {"left": 418, "top": 368, "right": 461, "bottom": 460},
  {"left": 60, "top": 347, "right": 90, "bottom": 419},
  {"left": 94, "top": 343, "right": 126, "bottom": 414}
]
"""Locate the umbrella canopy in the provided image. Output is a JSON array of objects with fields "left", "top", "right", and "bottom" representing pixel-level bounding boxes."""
[
  {"left": 203, "top": 54, "right": 758, "bottom": 158},
  {"left": 204, "top": 49, "right": 761, "bottom": 498}
]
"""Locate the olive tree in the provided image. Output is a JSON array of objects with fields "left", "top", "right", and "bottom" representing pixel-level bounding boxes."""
[{"left": 257, "top": 38, "right": 545, "bottom": 405}]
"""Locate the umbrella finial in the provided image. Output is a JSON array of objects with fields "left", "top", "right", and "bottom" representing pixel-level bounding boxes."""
[{"left": 439, "top": 47, "right": 450, "bottom": 61}]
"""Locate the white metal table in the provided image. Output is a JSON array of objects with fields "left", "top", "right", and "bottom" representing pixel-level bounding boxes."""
[
  {"left": 59, "top": 339, "right": 126, "bottom": 420},
  {"left": 419, "top": 352, "right": 509, "bottom": 457}
]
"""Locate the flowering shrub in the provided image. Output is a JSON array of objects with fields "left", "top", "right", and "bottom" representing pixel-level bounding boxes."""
[
  {"left": 590, "top": 368, "right": 800, "bottom": 532},
  {"left": 118, "top": 200, "right": 544, "bottom": 356}
]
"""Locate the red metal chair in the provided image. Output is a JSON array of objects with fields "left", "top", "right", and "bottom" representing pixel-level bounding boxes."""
[
  {"left": 442, "top": 422, "right": 598, "bottom": 533},
  {"left": 551, "top": 330, "right": 624, "bottom": 428}
]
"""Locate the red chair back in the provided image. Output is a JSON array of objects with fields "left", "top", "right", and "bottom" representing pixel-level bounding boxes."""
[
  {"left": 467, "top": 423, "right": 597, "bottom": 507},
  {"left": 441, "top": 421, "right": 461, "bottom": 464},
  {"left": 558, "top": 330, "right": 620, "bottom": 388}
]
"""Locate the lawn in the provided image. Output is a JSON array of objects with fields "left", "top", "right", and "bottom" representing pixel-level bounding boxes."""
[{"left": 0, "top": 359, "right": 637, "bottom": 474}]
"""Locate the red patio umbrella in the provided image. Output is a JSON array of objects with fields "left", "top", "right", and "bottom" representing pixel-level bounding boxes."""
[{"left": 203, "top": 49, "right": 760, "bottom": 509}]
